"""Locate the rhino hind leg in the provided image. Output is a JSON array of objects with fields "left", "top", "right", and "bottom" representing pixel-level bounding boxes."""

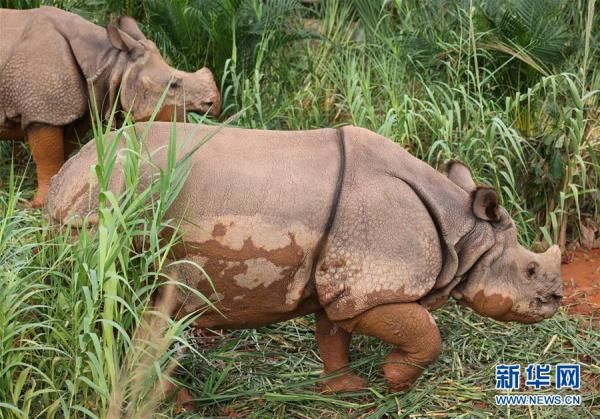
[
  {"left": 27, "top": 124, "right": 64, "bottom": 207},
  {"left": 315, "top": 310, "right": 367, "bottom": 393},
  {"left": 338, "top": 303, "right": 442, "bottom": 392}
]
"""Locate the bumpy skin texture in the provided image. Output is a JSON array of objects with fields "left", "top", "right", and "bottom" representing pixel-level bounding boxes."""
[
  {"left": 46, "top": 123, "right": 563, "bottom": 393},
  {"left": 0, "top": 7, "right": 221, "bottom": 206}
]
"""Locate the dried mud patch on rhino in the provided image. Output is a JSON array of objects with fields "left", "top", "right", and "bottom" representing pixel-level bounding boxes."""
[
  {"left": 180, "top": 230, "right": 307, "bottom": 294},
  {"left": 469, "top": 291, "right": 514, "bottom": 318},
  {"left": 186, "top": 231, "right": 305, "bottom": 268},
  {"left": 169, "top": 218, "right": 322, "bottom": 312},
  {"left": 212, "top": 222, "right": 227, "bottom": 237},
  {"left": 561, "top": 248, "right": 600, "bottom": 318}
]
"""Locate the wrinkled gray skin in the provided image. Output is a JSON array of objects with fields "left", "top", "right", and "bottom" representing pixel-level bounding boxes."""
[
  {"left": 0, "top": 7, "right": 220, "bottom": 206},
  {"left": 46, "top": 123, "right": 563, "bottom": 392}
]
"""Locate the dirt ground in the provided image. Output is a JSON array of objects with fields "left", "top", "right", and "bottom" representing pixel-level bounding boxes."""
[{"left": 561, "top": 249, "right": 600, "bottom": 317}]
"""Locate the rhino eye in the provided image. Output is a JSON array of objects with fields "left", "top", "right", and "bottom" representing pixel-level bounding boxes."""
[
  {"left": 168, "top": 79, "right": 181, "bottom": 89},
  {"left": 526, "top": 262, "right": 538, "bottom": 279}
]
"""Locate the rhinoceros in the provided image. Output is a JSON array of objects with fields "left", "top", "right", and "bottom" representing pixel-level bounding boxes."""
[
  {"left": 46, "top": 122, "right": 563, "bottom": 393},
  {"left": 0, "top": 7, "right": 220, "bottom": 207}
]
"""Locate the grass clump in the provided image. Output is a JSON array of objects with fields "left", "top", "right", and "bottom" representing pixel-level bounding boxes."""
[{"left": 0, "top": 116, "right": 205, "bottom": 417}]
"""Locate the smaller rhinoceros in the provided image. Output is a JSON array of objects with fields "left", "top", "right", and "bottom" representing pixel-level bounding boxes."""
[
  {"left": 46, "top": 123, "right": 563, "bottom": 393},
  {"left": 0, "top": 7, "right": 220, "bottom": 207}
]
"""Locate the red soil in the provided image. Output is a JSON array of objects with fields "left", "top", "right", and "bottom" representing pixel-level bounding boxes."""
[{"left": 561, "top": 249, "right": 600, "bottom": 316}]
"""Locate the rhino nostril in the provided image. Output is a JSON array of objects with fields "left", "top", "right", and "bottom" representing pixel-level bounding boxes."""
[
  {"left": 540, "top": 293, "right": 562, "bottom": 305},
  {"left": 536, "top": 293, "right": 562, "bottom": 305}
]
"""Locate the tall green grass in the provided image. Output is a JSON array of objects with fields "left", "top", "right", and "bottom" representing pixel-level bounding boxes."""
[{"left": 0, "top": 113, "right": 208, "bottom": 417}]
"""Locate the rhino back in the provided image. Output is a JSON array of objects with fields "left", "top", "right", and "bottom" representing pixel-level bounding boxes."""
[{"left": 47, "top": 122, "right": 343, "bottom": 327}]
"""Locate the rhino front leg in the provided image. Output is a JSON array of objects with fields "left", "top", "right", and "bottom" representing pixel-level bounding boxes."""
[
  {"left": 315, "top": 310, "right": 366, "bottom": 393},
  {"left": 338, "top": 303, "right": 442, "bottom": 392},
  {"left": 27, "top": 124, "right": 64, "bottom": 207}
]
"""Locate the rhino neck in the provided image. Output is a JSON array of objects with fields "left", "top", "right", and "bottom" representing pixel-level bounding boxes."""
[
  {"left": 455, "top": 222, "right": 495, "bottom": 276},
  {"left": 394, "top": 173, "right": 475, "bottom": 293},
  {"left": 395, "top": 164, "right": 482, "bottom": 309},
  {"left": 375, "top": 139, "right": 500, "bottom": 309}
]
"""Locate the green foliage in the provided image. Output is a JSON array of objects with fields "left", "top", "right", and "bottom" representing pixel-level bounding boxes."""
[
  {"left": 476, "top": 0, "right": 575, "bottom": 96},
  {"left": 483, "top": 0, "right": 574, "bottom": 64},
  {"left": 144, "top": 0, "right": 308, "bottom": 77},
  {"left": 0, "top": 107, "right": 207, "bottom": 416}
]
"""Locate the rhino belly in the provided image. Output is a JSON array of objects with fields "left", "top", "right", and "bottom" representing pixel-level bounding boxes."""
[{"left": 166, "top": 215, "right": 325, "bottom": 328}]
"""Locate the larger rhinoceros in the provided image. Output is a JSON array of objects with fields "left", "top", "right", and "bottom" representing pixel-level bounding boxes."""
[
  {"left": 0, "top": 7, "right": 220, "bottom": 207},
  {"left": 46, "top": 122, "right": 563, "bottom": 393}
]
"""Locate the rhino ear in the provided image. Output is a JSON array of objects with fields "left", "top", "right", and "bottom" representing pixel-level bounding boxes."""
[
  {"left": 107, "top": 23, "right": 139, "bottom": 52},
  {"left": 472, "top": 186, "right": 501, "bottom": 222},
  {"left": 446, "top": 160, "right": 476, "bottom": 192},
  {"left": 117, "top": 16, "right": 147, "bottom": 41}
]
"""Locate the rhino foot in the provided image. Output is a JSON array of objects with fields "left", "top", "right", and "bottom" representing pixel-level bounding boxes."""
[
  {"left": 318, "top": 372, "right": 367, "bottom": 394},
  {"left": 173, "top": 387, "right": 194, "bottom": 413},
  {"left": 382, "top": 352, "right": 424, "bottom": 392},
  {"left": 18, "top": 193, "right": 45, "bottom": 209},
  {"left": 28, "top": 194, "right": 46, "bottom": 208}
]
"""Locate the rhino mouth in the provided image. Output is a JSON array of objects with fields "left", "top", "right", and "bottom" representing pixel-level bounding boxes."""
[
  {"left": 175, "top": 103, "right": 220, "bottom": 119},
  {"left": 196, "top": 102, "right": 220, "bottom": 117},
  {"left": 500, "top": 312, "right": 544, "bottom": 324},
  {"left": 494, "top": 294, "right": 561, "bottom": 324},
  {"left": 530, "top": 295, "right": 562, "bottom": 318},
  {"left": 186, "top": 99, "right": 221, "bottom": 117},
  {"left": 151, "top": 104, "right": 220, "bottom": 123}
]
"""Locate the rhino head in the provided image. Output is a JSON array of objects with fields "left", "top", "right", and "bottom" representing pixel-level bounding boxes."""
[
  {"left": 106, "top": 17, "right": 221, "bottom": 121},
  {"left": 447, "top": 162, "right": 563, "bottom": 324}
]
